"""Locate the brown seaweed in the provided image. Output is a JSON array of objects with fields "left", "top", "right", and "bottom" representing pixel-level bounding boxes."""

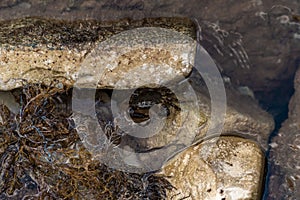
[{"left": 0, "top": 83, "right": 173, "bottom": 199}]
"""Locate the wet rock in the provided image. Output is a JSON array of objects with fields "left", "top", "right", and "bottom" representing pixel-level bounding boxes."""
[
  {"left": 0, "top": 91, "right": 20, "bottom": 114},
  {"left": 196, "top": 1, "right": 299, "bottom": 94},
  {"left": 1, "top": 0, "right": 298, "bottom": 98},
  {"left": 71, "top": 86, "right": 206, "bottom": 173},
  {"left": 268, "top": 67, "right": 300, "bottom": 200},
  {"left": 157, "top": 136, "right": 265, "bottom": 200},
  {"left": 223, "top": 87, "right": 274, "bottom": 150},
  {"left": 76, "top": 27, "right": 196, "bottom": 89},
  {"left": 132, "top": 84, "right": 274, "bottom": 153},
  {"left": 0, "top": 17, "right": 196, "bottom": 90},
  {"left": 71, "top": 82, "right": 273, "bottom": 173},
  {"left": 189, "top": 72, "right": 274, "bottom": 150}
]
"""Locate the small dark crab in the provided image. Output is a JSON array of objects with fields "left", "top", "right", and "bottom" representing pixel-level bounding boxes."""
[
  {"left": 128, "top": 87, "right": 181, "bottom": 124},
  {"left": 93, "top": 87, "right": 182, "bottom": 146}
]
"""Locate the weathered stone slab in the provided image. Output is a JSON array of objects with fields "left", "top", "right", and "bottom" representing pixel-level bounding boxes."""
[
  {"left": 0, "top": 17, "right": 196, "bottom": 90},
  {"left": 158, "top": 136, "right": 265, "bottom": 200}
]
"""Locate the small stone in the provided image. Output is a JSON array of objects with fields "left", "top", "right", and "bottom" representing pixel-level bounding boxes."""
[
  {"left": 157, "top": 136, "right": 265, "bottom": 200},
  {"left": 0, "top": 91, "right": 20, "bottom": 114},
  {"left": 81, "top": 0, "right": 98, "bottom": 9}
]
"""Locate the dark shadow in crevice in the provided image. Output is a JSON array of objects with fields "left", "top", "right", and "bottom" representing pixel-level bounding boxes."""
[{"left": 256, "top": 74, "right": 296, "bottom": 199}]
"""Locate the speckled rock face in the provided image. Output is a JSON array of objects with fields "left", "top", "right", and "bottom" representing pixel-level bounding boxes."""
[
  {"left": 0, "top": 17, "right": 196, "bottom": 90},
  {"left": 158, "top": 136, "right": 265, "bottom": 200},
  {"left": 268, "top": 67, "right": 300, "bottom": 199},
  {"left": 75, "top": 26, "right": 196, "bottom": 89}
]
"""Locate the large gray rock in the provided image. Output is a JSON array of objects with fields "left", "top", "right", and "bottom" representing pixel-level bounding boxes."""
[
  {"left": 157, "top": 136, "right": 265, "bottom": 200},
  {"left": 268, "top": 67, "right": 300, "bottom": 200}
]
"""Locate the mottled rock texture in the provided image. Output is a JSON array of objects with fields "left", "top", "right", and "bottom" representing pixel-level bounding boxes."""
[
  {"left": 1, "top": 1, "right": 298, "bottom": 199},
  {"left": 71, "top": 87, "right": 206, "bottom": 173},
  {"left": 0, "top": 14, "right": 274, "bottom": 175},
  {"left": 0, "top": 0, "right": 299, "bottom": 103},
  {"left": 0, "top": 17, "right": 196, "bottom": 90},
  {"left": 268, "top": 67, "right": 300, "bottom": 200},
  {"left": 158, "top": 136, "right": 265, "bottom": 200}
]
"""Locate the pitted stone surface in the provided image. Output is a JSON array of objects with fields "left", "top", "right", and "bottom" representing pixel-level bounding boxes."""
[
  {"left": 158, "top": 136, "right": 265, "bottom": 200},
  {"left": 75, "top": 27, "right": 196, "bottom": 89},
  {"left": 268, "top": 67, "right": 300, "bottom": 199},
  {"left": 0, "top": 17, "right": 196, "bottom": 90}
]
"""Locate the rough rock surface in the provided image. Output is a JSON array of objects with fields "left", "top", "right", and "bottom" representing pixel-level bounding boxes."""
[
  {"left": 71, "top": 87, "right": 206, "bottom": 173},
  {"left": 0, "top": 79, "right": 273, "bottom": 173},
  {"left": 1, "top": 1, "right": 298, "bottom": 199},
  {"left": 0, "top": 15, "right": 274, "bottom": 174},
  {"left": 69, "top": 82, "right": 273, "bottom": 173},
  {"left": 0, "top": 0, "right": 299, "bottom": 102},
  {"left": 0, "top": 17, "right": 196, "bottom": 90},
  {"left": 189, "top": 72, "right": 274, "bottom": 150},
  {"left": 222, "top": 87, "right": 274, "bottom": 150},
  {"left": 75, "top": 27, "right": 196, "bottom": 89},
  {"left": 157, "top": 136, "right": 265, "bottom": 200},
  {"left": 268, "top": 67, "right": 300, "bottom": 200}
]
